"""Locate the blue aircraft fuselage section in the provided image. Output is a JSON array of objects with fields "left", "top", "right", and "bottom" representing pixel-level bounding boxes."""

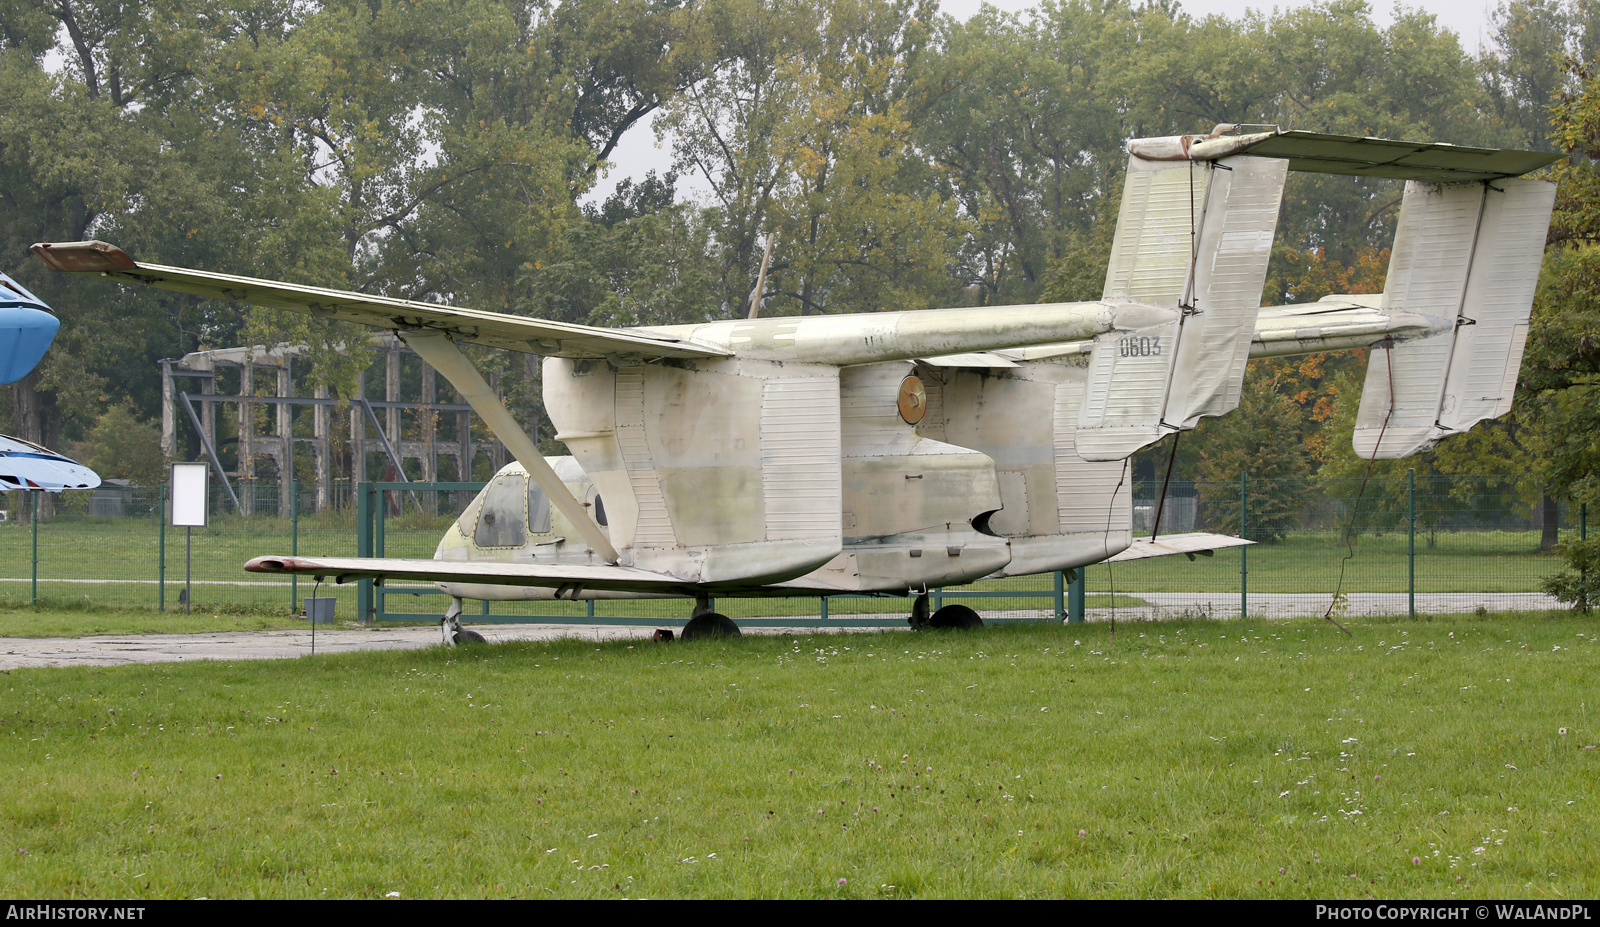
[{"left": 0, "top": 273, "right": 60, "bottom": 385}]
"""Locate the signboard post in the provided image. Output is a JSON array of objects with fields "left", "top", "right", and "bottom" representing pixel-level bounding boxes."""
[{"left": 169, "top": 463, "right": 209, "bottom": 616}]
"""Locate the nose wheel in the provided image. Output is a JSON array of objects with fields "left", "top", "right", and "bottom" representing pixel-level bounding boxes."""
[{"left": 441, "top": 597, "right": 487, "bottom": 646}]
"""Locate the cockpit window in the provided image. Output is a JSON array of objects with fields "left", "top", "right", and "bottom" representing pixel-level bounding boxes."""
[
  {"left": 474, "top": 473, "right": 528, "bottom": 548},
  {"left": 593, "top": 494, "right": 607, "bottom": 527},
  {"left": 528, "top": 483, "right": 552, "bottom": 535}
]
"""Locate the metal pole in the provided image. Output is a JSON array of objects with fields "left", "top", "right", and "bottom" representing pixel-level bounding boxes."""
[
  {"left": 1068, "top": 569, "right": 1086, "bottom": 624},
  {"left": 177, "top": 391, "right": 243, "bottom": 514},
  {"left": 291, "top": 474, "right": 299, "bottom": 614},
  {"left": 375, "top": 484, "right": 386, "bottom": 618},
  {"left": 356, "top": 482, "right": 373, "bottom": 624},
  {"left": 158, "top": 481, "right": 166, "bottom": 612},
  {"left": 1408, "top": 468, "right": 1416, "bottom": 620},
  {"left": 30, "top": 491, "right": 38, "bottom": 605},
  {"left": 1240, "top": 472, "right": 1247, "bottom": 620},
  {"left": 1053, "top": 570, "right": 1065, "bottom": 622},
  {"left": 185, "top": 526, "right": 192, "bottom": 616}
]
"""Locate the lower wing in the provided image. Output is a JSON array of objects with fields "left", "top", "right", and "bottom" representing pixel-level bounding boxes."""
[
  {"left": 1107, "top": 532, "right": 1254, "bottom": 563},
  {"left": 245, "top": 555, "right": 697, "bottom": 596}
]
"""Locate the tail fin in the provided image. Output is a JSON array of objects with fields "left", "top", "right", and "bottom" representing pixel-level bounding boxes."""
[
  {"left": 1353, "top": 178, "right": 1555, "bottom": 458},
  {"left": 1075, "top": 153, "right": 1287, "bottom": 460}
]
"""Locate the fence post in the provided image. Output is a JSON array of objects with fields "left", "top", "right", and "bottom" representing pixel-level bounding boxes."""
[
  {"left": 375, "top": 484, "right": 386, "bottom": 618},
  {"left": 30, "top": 491, "right": 38, "bottom": 605},
  {"left": 290, "top": 476, "right": 299, "bottom": 614},
  {"left": 356, "top": 482, "right": 374, "bottom": 624},
  {"left": 1239, "top": 472, "right": 1247, "bottom": 620},
  {"left": 158, "top": 481, "right": 166, "bottom": 612},
  {"left": 1067, "top": 569, "right": 1086, "bottom": 624},
  {"left": 1408, "top": 468, "right": 1416, "bottom": 620}
]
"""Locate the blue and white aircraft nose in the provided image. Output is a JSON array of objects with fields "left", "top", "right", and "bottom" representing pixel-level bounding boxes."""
[
  {"left": 0, "top": 434, "right": 101, "bottom": 491},
  {"left": 0, "top": 273, "right": 59, "bottom": 385}
]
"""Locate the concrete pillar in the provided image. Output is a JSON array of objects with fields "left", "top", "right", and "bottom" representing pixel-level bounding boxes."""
[
  {"left": 277, "top": 364, "right": 292, "bottom": 517},
  {"left": 313, "top": 384, "right": 330, "bottom": 513},
  {"left": 420, "top": 363, "right": 437, "bottom": 483},
  {"left": 385, "top": 344, "right": 401, "bottom": 480},
  {"left": 160, "top": 360, "right": 175, "bottom": 460},
  {"left": 350, "top": 371, "right": 366, "bottom": 486},
  {"left": 238, "top": 364, "right": 255, "bottom": 515}
]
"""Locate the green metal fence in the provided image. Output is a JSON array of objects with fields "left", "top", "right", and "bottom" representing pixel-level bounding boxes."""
[{"left": 0, "top": 474, "right": 1583, "bottom": 627}]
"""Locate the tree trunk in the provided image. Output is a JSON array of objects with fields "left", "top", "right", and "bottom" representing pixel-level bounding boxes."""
[{"left": 1541, "top": 493, "right": 1560, "bottom": 551}]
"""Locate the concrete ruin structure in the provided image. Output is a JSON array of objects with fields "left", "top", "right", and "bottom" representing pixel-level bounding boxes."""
[{"left": 160, "top": 333, "right": 511, "bottom": 514}]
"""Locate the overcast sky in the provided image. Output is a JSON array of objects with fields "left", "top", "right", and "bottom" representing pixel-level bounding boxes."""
[{"left": 588, "top": 0, "right": 1504, "bottom": 206}]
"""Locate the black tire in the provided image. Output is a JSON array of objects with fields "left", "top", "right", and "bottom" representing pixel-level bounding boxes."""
[
  {"left": 927, "top": 604, "right": 982, "bottom": 629},
  {"left": 680, "top": 612, "right": 741, "bottom": 641},
  {"left": 454, "top": 628, "right": 488, "bottom": 645}
]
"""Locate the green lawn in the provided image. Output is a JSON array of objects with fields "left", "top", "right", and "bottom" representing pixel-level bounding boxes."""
[
  {"left": 1085, "top": 531, "right": 1565, "bottom": 595},
  {"left": 2, "top": 612, "right": 1595, "bottom": 898},
  {"left": 0, "top": 515, "right": 1572, "bottom": 631}
]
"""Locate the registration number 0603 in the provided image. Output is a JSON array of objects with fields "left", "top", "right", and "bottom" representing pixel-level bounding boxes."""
[{"left": 1117, "top": 335, "right": 1163, "bottom": 357}]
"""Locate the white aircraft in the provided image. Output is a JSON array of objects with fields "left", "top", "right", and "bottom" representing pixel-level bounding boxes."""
[
  {"left": 33, "top": 126, "right": 1557, "bottom": 640},
  {"left": 0, "top": 273, "right": 101, "bottom": 492}
]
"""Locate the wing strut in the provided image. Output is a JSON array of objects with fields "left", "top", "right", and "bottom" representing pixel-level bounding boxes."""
[{"left": 399, "top": 330, "right": 620, "bottom": 564}]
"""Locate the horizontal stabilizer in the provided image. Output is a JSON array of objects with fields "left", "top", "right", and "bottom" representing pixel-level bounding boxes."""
[
  {"left": 1353, "top": 178, "right": 1555, "bottom": 458},
  {"left": 1107, "top": 532, "right": 1253, "bottom": 562},
  {"left": 1128, "top": 128, "right": 1561, "bottom": 183},
  {"left": 246, "top": 555, "right": 697, "bottom": 595}
]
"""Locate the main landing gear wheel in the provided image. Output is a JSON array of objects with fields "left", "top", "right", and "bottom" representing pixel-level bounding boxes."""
[
  {"left": 681, "top": 612, "right": 741, "bottom": 641},
  {"left": 928, "top": 604, "right": 983, "bottom": 629},
  {"left": 441, "top": 597, "right": 488, "bottom": 646},
  {"left": 681, "top": 596, "right": 741, "bottom": 641}
]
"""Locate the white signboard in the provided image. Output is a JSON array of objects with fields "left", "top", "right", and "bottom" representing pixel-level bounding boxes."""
[{"left": 170, "top": 462, "right": 209, "bottom": 527}]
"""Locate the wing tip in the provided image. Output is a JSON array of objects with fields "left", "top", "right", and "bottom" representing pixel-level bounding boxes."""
[{"left": 31, "top": 241, "right": 138, "bottom": 274}]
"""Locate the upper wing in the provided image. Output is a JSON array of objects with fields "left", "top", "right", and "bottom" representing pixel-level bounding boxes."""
[{"left": 30, "top": 241, "right": 728, "bottom": 361}]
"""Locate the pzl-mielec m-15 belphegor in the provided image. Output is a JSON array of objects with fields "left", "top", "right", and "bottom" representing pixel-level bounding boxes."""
[{"left": 33, "top": 127, "right": 1558, "bottom": 641}]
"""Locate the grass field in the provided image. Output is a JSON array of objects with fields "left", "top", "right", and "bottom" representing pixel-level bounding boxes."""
[
  {"left": 0, "top": 515, "right": 1574, "bottom": 625},
  {"left": 2, "top": 611, "right": 1595, "bottom": 898}
]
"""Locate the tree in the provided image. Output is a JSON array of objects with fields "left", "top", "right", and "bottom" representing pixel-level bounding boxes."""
[
  {"left": 73, "top": 403, "right": 165, "bottom": 487},
  {"left": 1193, "top": 376, "right": 1314, "bottom": 542},
  {"left": 662, "top": 0, "right": 957, "bottom": 318}
]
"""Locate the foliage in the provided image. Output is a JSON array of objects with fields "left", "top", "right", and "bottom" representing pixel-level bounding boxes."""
[
  {"left": 72, "top": 403, "right": 165, "bottom": 487},
  {"left": 1192, "top": 376, "right": 1313, "bottom": 541},
  {"left": 1541, "top": 536, "right": 1600, "bottom": 610}
]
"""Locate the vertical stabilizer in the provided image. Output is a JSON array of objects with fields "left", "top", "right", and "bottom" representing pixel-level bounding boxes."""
[
  {"left": 1353, "top": 178, "right": 1554, "bottom": 458},
  {"left": 1076, "top": 153, "right": 1287, "bottom": 460}
]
